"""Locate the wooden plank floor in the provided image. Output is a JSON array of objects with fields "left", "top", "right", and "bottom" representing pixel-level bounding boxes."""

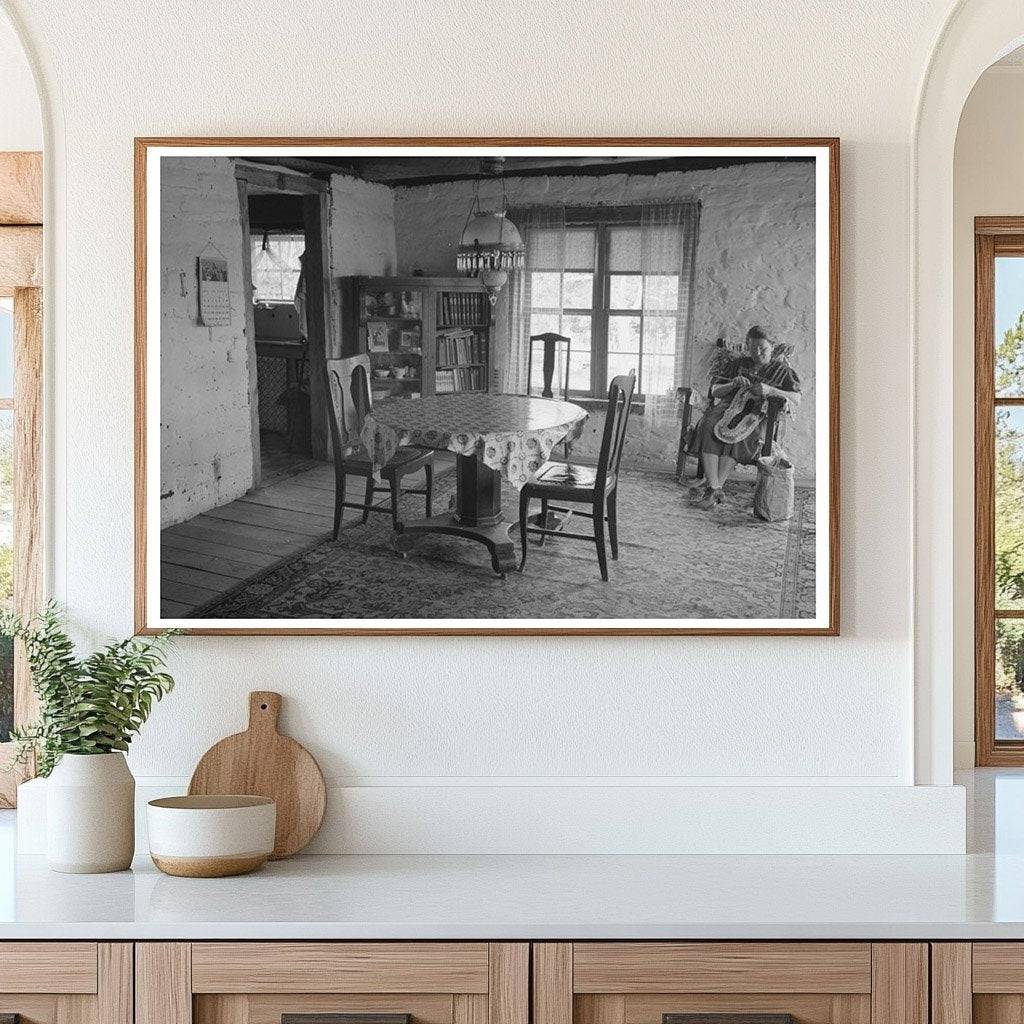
[{"left": 159, "top": 454, "right": 447, "bottom": 618}]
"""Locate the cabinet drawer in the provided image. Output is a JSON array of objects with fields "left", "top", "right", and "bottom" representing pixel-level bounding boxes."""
[
  {"left": 0, "top": 942, "right": 98, "bottom": 993},
  {"left": 191, "top": 943, "right": 490, "bottom": 993},
  {"left": 535, "top": 943, "right": 925, "bottom": 1024},
  {"left": 0, "top": 943, "right": 130, "bottom": 1024},
  {"left": 139, "top": 942, "right": 528, "bottom": 1024},
  {"left": 572, "top": 943, "right": 872, "bottom": 994}
]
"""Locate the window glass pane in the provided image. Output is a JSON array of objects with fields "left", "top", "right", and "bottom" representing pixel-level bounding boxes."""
[
  {"left": 251, "top": 233, "right": 304, "bottom": 302},
  {"left": 564, "top": 228, "right": 596, "bottom": 270},
  {"left": 530, "top": 272, "right": 561, "bottom": 308},
  {"left": 644, "top": 274, "right": 679, "bottom": 311},
  {"left": 529, "top": 312, "right": 560, "bottom": 338},
  {"left": 0, "top": 301, "right": 13, "bottom": 398},
  {"left": 0, "top": 409, "right": 12, "bottom": 743},
  {"left": 643, "top": 315, "right": 678, "bottom": 355},
  {"left": 526, "top": 228, "right": 562, "bottom": 269},
  {"left": 563, "top": 315, "right": 592, "bottom": 392},
  {"left": 608, "top": 315, "right": 641, "bottom": 353},
  {"left": 997, "top": 406, "right": 1024, "bottom": 610},
  {"left": 996, "top": 256, "right": 1024, "bottom": 397},
  {"left": 607, "top": 353, "right": 638, "bottom": 388},
  {"left": 609, "top": 226, "right": 641, "bottom": 272},
  {"left": 644, "top": 354, "right": 675, "bottom": 396},
  {"left": 642, "top": 225, "right": 684, "bottom": 273},
  {"left": 610, "top": 274, "right": 642, "bottom": 310},
  {"left": 526, "top": 227, "right": 596, "bottom": 271},
  {"left": 997, "top": 619, "right": 1024, "bottom": 740},
  {"left": 562, "top": 272, "right": 593, "bottom": 309}
]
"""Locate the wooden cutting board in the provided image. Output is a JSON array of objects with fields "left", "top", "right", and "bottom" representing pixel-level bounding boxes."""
[{"left": 188, "top": 691, "right": 326, "bottom": 859}]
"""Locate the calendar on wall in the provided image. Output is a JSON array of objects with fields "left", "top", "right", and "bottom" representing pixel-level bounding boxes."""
[{"left": 197, "top": 256, "right": 230, "bottom": 326}]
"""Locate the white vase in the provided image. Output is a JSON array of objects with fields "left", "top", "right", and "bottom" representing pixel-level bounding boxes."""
[{"left": 46, "top": 752, "right": 135, "bottom": 873}]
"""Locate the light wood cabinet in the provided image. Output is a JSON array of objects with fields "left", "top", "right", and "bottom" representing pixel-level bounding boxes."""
[
  {"left": 930, "top": 943, "right": 1024, "bottom": 1024},
  {"left": 0, "top": 938, "right": 945, "bottom": 1024},
  {"left": 0, "top": 942, "right": 132, "bottom": 1024},
  {"left": 136, "top": 943, "right": 528, "bottom": 1024},
  {"left": 533, "top": 943, "right": 928, "bottom": 1024}
]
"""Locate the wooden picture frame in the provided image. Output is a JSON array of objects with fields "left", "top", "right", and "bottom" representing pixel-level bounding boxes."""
[
  {"left": 136, "top": 137, "right": 840, "bottom": 636},
  {"left": 975, "top": 216, "right": 1024, "bottom": 765}
]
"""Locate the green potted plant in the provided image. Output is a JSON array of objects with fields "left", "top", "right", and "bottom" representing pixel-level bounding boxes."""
[{"left": 2, "top": 604, "right": 177, "bottom": 873}]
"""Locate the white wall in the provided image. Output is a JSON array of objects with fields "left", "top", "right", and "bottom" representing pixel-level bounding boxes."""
[
  {"left": 330, "top": 174, "right": 396, "bottom": 277},
  {"left": 952, "top": 66, "right": 1024, "bottom": 767},
  {"left": 0, "top": 0, "right": 973, "bottom": 852},
  {"left": 396, "top": 162, "right": 817, "bottom": 475},
  {"left": 160, "top": 157, "right": 254, "bottom": 527},
  {"left": 0, "top": 7, "right": 40, "bottom": 150},
  {"left": 162, "top": 167, "right": 399, "bottom": 522}
]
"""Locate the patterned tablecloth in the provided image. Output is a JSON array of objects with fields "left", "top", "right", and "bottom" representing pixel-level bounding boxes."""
[{"left": 361, "top": 393, "right": 589, "bottom": 489}]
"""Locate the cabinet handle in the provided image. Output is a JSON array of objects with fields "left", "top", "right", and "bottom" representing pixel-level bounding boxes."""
[
  {"left": 664, "top": 1016, "right": 796, "bottom": 1024},
  {"left": 283, "top": 1016, "right": 411, "bottom": 1024}
]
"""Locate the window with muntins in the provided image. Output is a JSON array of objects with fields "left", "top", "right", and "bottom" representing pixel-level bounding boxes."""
[{"left": 520, "top": 205, "right": 699, "bottom": 399}]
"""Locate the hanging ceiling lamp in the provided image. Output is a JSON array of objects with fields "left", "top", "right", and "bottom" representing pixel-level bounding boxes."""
[{"left": 456, "top": 161, "right": 524, "bottom": 305}]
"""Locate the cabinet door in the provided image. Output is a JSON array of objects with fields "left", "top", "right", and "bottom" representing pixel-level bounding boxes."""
[
  {"left": 935, "top": 943, "right": 1024, "bottom": 1024},
  {"left": 137, "top": 943, "right": 528, "bottom": 1024},
  {"left": 534, "top": 944, "right": 927, "bottom": 1024},
  {"left": 0, "top": 942, "right": 132, "bottom": 1024}
]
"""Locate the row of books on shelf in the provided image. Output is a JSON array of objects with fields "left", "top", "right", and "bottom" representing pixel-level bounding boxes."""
[
  {"left": 435, "top": 366, "right": 487, "bottom": 393},
  {"left": 438, "top": 291, "right": 488, "bottom": 326},
  {"left": 437, "top": 328, "right": 487, "bottom": 366}
]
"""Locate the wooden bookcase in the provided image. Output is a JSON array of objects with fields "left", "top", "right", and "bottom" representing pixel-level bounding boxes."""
[{"left": 339, "top": 275, "right": 493, "bottom": 399}]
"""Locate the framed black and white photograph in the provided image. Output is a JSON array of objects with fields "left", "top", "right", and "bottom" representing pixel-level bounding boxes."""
[{"left": 135, "top": 138, "right": 839, "bottom": 635}]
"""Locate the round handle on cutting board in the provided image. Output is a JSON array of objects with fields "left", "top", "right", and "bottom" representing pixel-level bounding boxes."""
[{"left": 248, "top": 691, "right": 282, "bottom": 732}]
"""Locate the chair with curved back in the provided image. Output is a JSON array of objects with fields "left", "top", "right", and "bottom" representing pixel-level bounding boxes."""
[
  {"left": 527, "top": 332, "right": 572, "bottom": 400},
  {"left": 528, "top": 332, "right": 576, "bottom": 459},
  {"left": 517, "top": 369, "right": 636, "bottom": 581},
  {"left": 325, "top": 355, "right": 434, "bottom": 539}
]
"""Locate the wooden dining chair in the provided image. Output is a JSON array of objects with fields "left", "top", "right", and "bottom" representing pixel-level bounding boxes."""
[
  {"left": 527, "top": 332, "right": 572, "bottom": 399},
  {"left": 325, "top": 355, "right": 434, "bottom": 539},
  {"left": 527, "top": 332, "right": 576, "bottom": 460},
  {"left": 518, "top": 369, "right": 636, "bottom": 582}
]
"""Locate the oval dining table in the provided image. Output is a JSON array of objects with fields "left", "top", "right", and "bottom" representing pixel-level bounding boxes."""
[{"left": 360, "top": 393, "right": 588, "bottom": 577}]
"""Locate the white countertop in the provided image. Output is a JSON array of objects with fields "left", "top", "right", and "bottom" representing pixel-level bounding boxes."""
[
  {"left": 1, "top": 849, "right": 1024, "bottom": 940},
  {"left": 0, "top": 770, "right": 1021, "bottom": 941}
]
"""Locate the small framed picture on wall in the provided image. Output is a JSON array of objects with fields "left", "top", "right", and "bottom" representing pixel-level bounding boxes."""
[{"left": 366, "top": 321, "right": 389, "bottom": 352}]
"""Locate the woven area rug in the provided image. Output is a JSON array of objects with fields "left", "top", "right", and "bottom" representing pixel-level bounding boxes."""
[{"left": 199, "top": 469, "right": 816, "bottom": 621}]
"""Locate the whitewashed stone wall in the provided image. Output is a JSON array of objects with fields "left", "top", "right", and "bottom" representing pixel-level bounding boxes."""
[
  {"left": 328, "top": 174, "right": 397, "bottom": 366},
  {"left": 161, "top": 167, "right": 399, "bottom": 526},
  {"left": 394, "top": 162, "right": 817, "bottom": 478},
  {"left": 159, "top": 157, "right": 253, "bottom": 527},
  {"left": 329, "top": 174, "right": 397, "bottom": 275}
]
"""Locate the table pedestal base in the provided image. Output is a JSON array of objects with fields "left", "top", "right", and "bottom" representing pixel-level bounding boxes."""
[{"left": 392, "top": 451, "right": 518, "bottom": 578}]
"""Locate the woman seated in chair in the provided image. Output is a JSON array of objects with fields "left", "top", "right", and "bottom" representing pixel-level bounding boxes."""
[{"left": 686, "top": 325, "right": 801, "bottom": 509}]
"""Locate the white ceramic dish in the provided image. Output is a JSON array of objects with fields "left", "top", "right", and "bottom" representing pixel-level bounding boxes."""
[{"left": 147, "top": 795, "right": 276, "bottom": 878}]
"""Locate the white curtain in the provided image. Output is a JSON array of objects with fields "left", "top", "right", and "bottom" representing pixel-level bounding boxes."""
[
  {"left": 503, "top": 206, "right": 567, "bottom": 395},
  {"left": 638, "top": 201, "right": 701, "bottom": 427},
  {"left": 504, "top": 201, "right": 699, "bottom": 409}
]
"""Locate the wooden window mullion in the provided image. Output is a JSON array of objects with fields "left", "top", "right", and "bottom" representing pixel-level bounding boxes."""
[
  {"left": 592, "top": 224, "right": 610, "bottom": 397},
  {"left": 976, "top": 230, "right": 997, "bottom": 763}
]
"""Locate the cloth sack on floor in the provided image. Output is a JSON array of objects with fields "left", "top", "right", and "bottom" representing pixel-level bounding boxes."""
[{"left": 753, "top": 452, "right": 795, "bottom": 522}]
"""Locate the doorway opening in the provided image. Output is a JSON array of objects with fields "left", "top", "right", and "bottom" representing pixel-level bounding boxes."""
[{"left": 246, "top": 190, "right": 312, "bottom": 480}]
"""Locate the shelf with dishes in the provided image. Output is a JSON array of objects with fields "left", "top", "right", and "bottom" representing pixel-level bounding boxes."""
[{"left": 339, "top": 275, "right": 492, "bottom": 397}]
